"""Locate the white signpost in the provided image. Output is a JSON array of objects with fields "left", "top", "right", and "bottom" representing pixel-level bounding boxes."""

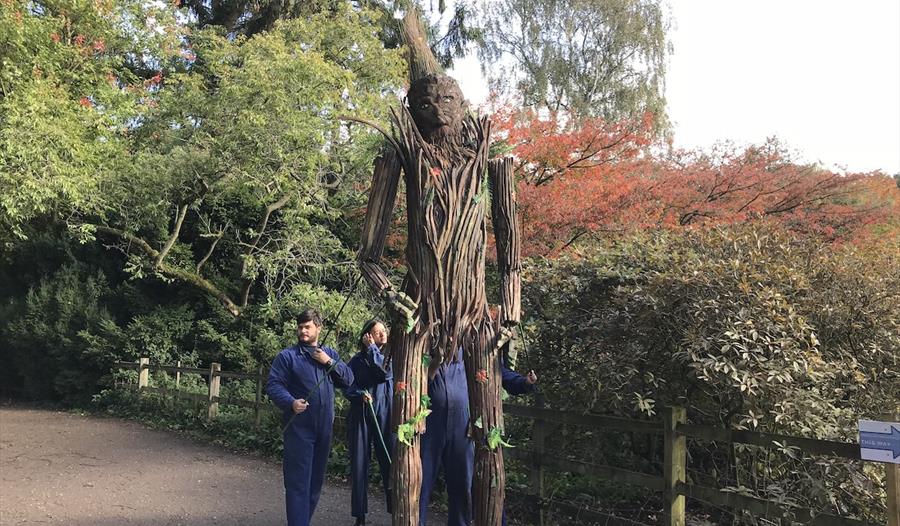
[
  {"left": 859, "top": 418, "right": 900, "bottom": 526},
  {"left": 859, "top": 419, "right": 900, "bottom": 464}
]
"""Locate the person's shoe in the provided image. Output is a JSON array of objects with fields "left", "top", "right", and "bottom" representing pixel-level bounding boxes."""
[{"left": 354, "top": 516, "right": 366, "bottom": 526}]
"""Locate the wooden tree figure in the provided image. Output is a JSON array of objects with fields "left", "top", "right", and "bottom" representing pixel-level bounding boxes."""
[{"left": 355, "top": 9, "right": 521, "bottom": 526}]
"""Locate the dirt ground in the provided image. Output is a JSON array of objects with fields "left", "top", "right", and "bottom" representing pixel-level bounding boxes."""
[{"left": 0, "top": 404, "right": 445, "bottom": 526}]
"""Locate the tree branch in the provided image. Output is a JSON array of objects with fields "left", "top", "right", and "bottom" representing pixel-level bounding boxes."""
[
  {"left": 155, "top": 204, "right": 189, "bottom": 267},
  {"left": 196, "top": 227, "right": 225, "bottom": 274},
  {"left": 239, "top": 192, "right": 292, "bottom": 307},
  {"left": 94, "top": 225, "right": 241, "bottom": 317}
]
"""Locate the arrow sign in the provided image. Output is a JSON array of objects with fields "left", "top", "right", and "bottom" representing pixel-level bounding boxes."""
[{"left": 859, "top": 419, "right": 900, "bottom": 464}]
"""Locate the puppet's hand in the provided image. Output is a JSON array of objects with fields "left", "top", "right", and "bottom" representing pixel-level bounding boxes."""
[
  {"left": 495, "top": 325, "right": 515, "bottom": 350},
  {"left": 382, "top": 288, "right": 417, "bottom": 332}
]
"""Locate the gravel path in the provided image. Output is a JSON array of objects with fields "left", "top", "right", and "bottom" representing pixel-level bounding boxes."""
[{"left": 0, "top": 405, "right": 445, "bottom": 526}]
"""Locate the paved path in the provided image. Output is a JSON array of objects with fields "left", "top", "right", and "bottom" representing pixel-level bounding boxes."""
[{"left": 0, "top": 405, "right": 444, "bottom": 526}]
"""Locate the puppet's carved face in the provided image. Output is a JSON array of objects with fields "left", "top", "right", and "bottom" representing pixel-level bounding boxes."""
[{"left": 407, "top": 74, "right": 466, "bottom": 141}]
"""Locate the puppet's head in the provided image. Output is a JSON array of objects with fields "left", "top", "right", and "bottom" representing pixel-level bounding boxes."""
[{"left": 407, "top": 74, "right": 466, "bottom": 142}]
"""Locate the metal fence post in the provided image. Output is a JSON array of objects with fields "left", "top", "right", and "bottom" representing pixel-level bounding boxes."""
[{"left": 664, "top": 406, "right": 687, "bottom": 526}]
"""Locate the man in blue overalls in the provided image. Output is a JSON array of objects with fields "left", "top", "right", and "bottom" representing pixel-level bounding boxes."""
[
  {"left": 344, "top": 319, "right": 393, "bottom": 526},
  {"left": 419, "top": 348, "right": 537, "bottom": 526},
  {"left": 267, "top": 309, "right": 354, "bottom": 526}
]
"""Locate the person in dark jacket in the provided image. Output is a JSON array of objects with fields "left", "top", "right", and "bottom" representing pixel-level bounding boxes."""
[
  {"left": 419, "top": 348, "right": 537, "bottom": 526},
  {"left": 344, "top": 319, "right": 394, "bottom": 526},
  {"left": 266, "top": 309, "right": 354, "bottom": 526}
]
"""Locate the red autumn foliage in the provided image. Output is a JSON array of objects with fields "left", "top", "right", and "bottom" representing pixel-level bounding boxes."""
[
  {"left": 491, "top": 107, "right": 897, "bottom": 257},
  {"left": 78, "top": 97, "right": 93, "bottom": 108},
  {"left": 145, "top": 72, "right": 162, "bottom": 87},
  {"left": 491, "top": 106, "right": 654, "bottom": 186},
  {"left": 645, "top": 140, "right": 895, "bottom": 241}
]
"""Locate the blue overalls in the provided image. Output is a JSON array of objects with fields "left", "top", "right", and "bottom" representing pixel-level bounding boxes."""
[
  {"left": 344, "top": 343, "right": 393, "bottom": 520},
  {"left": 267, "top": 344, "right": 354, "bottom": 526},
  {"left": 419, "top": 349, "right": 535, "bottom": 526}
]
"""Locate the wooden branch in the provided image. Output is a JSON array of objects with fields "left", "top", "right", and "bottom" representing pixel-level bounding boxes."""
[
  {"left": 155, "top": 204, "right": 189, "bottom": 267},
  {"left": 239, "top": 192, "right": 292, "bottom": 307},
  {"left": 93, "top": 225, "right": 241, "bottom": 317}
]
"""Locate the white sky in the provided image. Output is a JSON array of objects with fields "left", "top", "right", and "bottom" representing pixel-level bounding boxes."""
[{"left": 450, "top": 1, "right": 900, "bottom": 175}]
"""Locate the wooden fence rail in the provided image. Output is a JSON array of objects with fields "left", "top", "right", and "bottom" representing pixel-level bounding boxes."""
[
  {"left": 112, "top": 359, "right": 896, "bottom": 526},
  {"left": 114, "top": 359, "right": 274, "bottom": 426},
  {"left": 505, "top": 400, "right": 893, "bottom": 526}
]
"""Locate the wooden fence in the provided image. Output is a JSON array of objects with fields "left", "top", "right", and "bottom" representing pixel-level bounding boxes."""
[
  {"left": 113, "top": 358, "right": 898, "bottom": 526},
  {"left": 115, "top": 358, "right": 269, "bottom": 425}
]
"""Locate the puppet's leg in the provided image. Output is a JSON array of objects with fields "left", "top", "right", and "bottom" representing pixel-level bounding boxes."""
[
  {"left": 464, "top": 320, "right": 505, "bottom": 526},
  {"left": 389, "top": 313, "right": 430, "bottom": 526}
]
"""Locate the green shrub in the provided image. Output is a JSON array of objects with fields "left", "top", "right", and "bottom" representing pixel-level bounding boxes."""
[{"left": 518, "top": 224, "right": 898, "bottom": 522}]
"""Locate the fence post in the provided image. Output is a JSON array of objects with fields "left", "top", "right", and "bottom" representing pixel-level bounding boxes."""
[
  {"left": 254, "top": 364, "right": 264, "bottom": 427},
  {"left": 171, "top": 360, "right": 181, "bottom": 407},
  {"left": 208, "top": 363, "right": 221, "bottom": 420},
  {"left": 530, "top": 393, "right": 548, "bottom": 526},
  {"left": 883, "top": 413, "right": 900, "bottom": 526},
  {"left": 138, "top": 357, "right": 149, "bottom": 392},
  {"left": 663, "top": 406, "right": 687, "bottom": 526},
  {"left": 887, "top": 458, "right": 899, "bottom": 526}
]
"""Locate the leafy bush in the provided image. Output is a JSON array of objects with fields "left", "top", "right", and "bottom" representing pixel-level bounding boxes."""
[
  {"left": 518, "top": 224, "right": 898, "bottom": 522},
  {"left": 2, "top": 264, "right": 123, "bottom": 401}
]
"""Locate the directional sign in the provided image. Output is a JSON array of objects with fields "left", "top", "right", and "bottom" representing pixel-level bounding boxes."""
[{"left": 859, "top": 419, "right": 900, "bottom": 464}]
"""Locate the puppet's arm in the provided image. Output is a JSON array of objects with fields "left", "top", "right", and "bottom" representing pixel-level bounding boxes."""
[
  {"left": 358, "top": 151, "right": 417, "bottom": 322},
  {"left": 489, "top": 157, "right": 521, "bottom": 327}
]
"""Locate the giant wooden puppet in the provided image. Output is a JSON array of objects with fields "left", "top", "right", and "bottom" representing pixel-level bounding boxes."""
[{"left": 355, "top": 14, "right": 521, "bottom": 526}]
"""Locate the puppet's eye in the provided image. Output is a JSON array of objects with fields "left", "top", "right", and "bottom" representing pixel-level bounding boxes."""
[{"left": 441, "top": 96, "right": 454, "bottom": 103}]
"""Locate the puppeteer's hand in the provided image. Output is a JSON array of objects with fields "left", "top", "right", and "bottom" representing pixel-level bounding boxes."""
[
  {"left": 525, "top": 370, "right": 538, "bottom": 385},
  {"left": 311, "top": 348, "right": 332, "bottom": 366},
  {"left": 363, "top": 391, "right": 373, "bottom": 404},
  {"left": 292, "top": 399, "right": 309, "bottom": 414}
]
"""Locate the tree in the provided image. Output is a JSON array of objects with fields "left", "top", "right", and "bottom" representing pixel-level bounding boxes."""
[
  {"left": 492, "top": 109, "right": 896, "bottom": 255},
  {"left": 172, "top": 0, "right": 480, "bottom": 71},
  {"left": 0, "top": 0, "right": 182, "bottom": 242},
  {"left": 85, "top": 6, "right": 404, "bottom": 317},
  {"left": 646, "top": 139, "right": 897, "bottom": 240},
  {"left": 480, "top": 0, "right": 671, "bottom": 124},
  {"left": 2, "top": 0, "right": 405, "bottom": 316}
]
